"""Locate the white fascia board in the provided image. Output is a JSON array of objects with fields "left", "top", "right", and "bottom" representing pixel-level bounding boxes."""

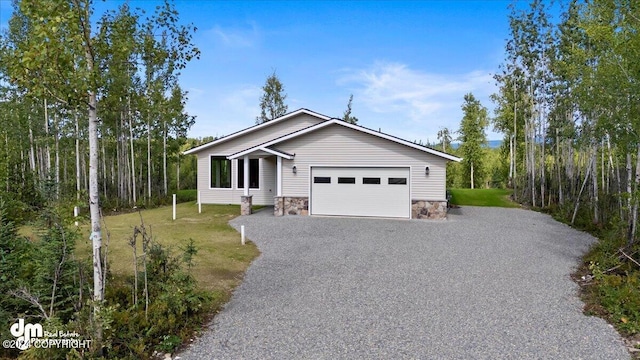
[
  {"left": 227, "top": 146, "right": 294, "bottom": 160},
  {"left": 183, "top": 108, "right": 331, "bottom": 155},
  {"left": 197, "top": 115, "right": 461, "bottom": 163},
  {"left": 333, "top": 121, "right": 462, "bottom": 162},
  {"left": 261, "top": 147, "right": 294, "bottom": 159},
  {"left": 230, "top": 119, "right": 462, "bottom": 162},
  {"left": 227, "top": 120, "right": 338, "bottom": 159}
]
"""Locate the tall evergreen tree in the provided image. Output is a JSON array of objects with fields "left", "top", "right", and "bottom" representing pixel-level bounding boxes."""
[
  {"left": 342, "top": 94, "right": 358, "bottom": 124},
  {"left": 256, "top": 71, "right": 288, "bottom": 124}
]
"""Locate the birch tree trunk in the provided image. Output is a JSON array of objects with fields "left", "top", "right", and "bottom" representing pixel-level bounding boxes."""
[
  {"left": 44, "top": 99, "right": 51, "bottom": 179},
  {"left": 627, "top": 152, "right": 632, "bottom": 223},
  {"left": 540, "top": 114, "right": 545, "bottom": 208},
  {"left": 101, "top": 138, "right": 107, "bottom": 198},
  {"left": 75, "top": 112, "right": 81, "bottom": 201},
  {"left": 176, "top": 153, "right": 180, "bottom": 191},
  {"left": 128, "top": 100, "right": 137, "bottom": 204},
  {"left": 88, "top": 89, "right": 103, "bottom": 304},
  {"left": 5, "top": 134, "right": 9, "bottom": 192},
  {"left": 28, "top": 115, "right": 36, "bottom": 182},
  {"left": 530, "top": 116, "right": 536, "bottom": 207},
  {"left": 572, "top": 157, "right": 593, "bottom": 225},
  {"left": 163, "top": 120, "right": 167, "bottom": 196},
  {"left": 509, "top": 135, "right": 514, "bottom": 187},
  {"left": 608, "top": 135, "right": 622, "bottom": 219},
  {"left": 54, "top": 113, "right": 60, "bottom": 198},
  {"left": 556, "top": 129, "right": 563, "bottom": 204},
  {"left": 147, "top": 115, "right": 151, "bottom": 201},
  {"left": 76, "top": 0, "right": 105, "bottom": 313},
  {"left": 513, "top": 91, "right": 517, "bottom": 197},
  {"left": 591, "top": 148, "right": 599, "bottom": 224},
  {"left": 627, "top": 144, "right": 640, "bottom": 246}
]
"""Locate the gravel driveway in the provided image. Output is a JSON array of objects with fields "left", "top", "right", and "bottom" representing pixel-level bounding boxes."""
[{"left": 180, "top": 206, "right": 629, "bottom": 359}]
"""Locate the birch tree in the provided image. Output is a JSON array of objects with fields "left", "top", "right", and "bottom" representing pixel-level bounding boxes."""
[
  {"left": 458, "top": 93, "right": 488, "bottom": 189},
  {"left": 2, "top": 0, "right": 106, "bottom": 315},
  {"left": 0, "top": 2, "right": 200, "bottom": 342}
]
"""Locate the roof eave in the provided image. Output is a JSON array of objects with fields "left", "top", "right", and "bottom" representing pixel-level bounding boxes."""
[
  {"left": 183, "top": 108, "right": 331, "bottom": 155},
  {"left": 329, "top": 120, "right": 462, "bottom": 162},
  {"left": 227, "top": 146, "right": 294, "bottom": 160}
]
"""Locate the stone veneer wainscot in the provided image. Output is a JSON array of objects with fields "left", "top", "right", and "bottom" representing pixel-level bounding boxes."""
[
  {"left": 274, "top": 196, "right": 308, "bottom": 216},
  {"left": 411, "top": 200, "right": 448, "bottom": 220}
]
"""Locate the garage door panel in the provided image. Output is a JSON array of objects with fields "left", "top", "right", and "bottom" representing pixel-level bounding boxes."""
[{"left": 311, "top": 167, "right": 410, "bottom": 218}]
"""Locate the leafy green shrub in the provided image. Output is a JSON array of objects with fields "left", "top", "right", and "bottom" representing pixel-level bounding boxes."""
[
  {"left": 2, "top": 200, "right": 217, "bottom": 359},
  {"left": 544, "top": 194, "right": 640, "bottom": 339},
  {"left": 158, "top": 335, "right": 182, "bottom": 353},
  {"left": 102, "top": 236, "right": 214, "bottom": 359},
  {"left": 0, "top": 202, "right": 90, "bottom": 360},
  {"left": 176, "top": 189, "right": 197, "bottom": 203},
  {"left": 588, "top": 263, "right": 640, "bottom": 335}
]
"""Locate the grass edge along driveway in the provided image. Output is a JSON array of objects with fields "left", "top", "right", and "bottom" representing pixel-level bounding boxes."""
[
  {"left": 76, "top": 202, "right": 260, "bottom": 293},
  {"left": 448, "top": 188, "right": 520, "bottom": 208}
]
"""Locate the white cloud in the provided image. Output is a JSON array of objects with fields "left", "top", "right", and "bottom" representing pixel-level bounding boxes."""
[
  {"left": 207, "top": 22, "right": 260, "bottom": 48},
  {"left": 338, "top": 62, "right": 499, "bottom": 141},
  {"left": 219, "top": 85, "right": 261, "bottom": 120},
  {"left": 186, "top": 84, "right": 261, "bottom": 138},
  {"left": 341, "top": 62, "right": 493, "bottom": 122}
]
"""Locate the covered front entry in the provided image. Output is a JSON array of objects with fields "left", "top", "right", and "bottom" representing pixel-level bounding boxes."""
[{"left": 310, "top": 166, "right": 410, "bottom": 218}]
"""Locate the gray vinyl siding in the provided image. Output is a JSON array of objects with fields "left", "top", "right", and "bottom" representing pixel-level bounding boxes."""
[
  {"left": 259, "top": 157, "right": 277, "bottom": 203},
  {"left": 278, "top": 124, "right": 448, "bottom": 200},
  {"left": 200, "top": 114, "right": 324, "bottom": 155},
  {"left": 195, "top": 113, "right": 324, "bottom": 204}
]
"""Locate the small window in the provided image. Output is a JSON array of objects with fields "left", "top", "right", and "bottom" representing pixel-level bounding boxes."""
[
  {"left": 363, "top": 177, "right": 381, "bottom": 184},
  {"left": 338, "top": 177, "right": 356, "bottom": 184},
  {"left": 388, "top": 177, "right": 407, "bottom": 185},
  {"left": 314, "top": 177, "right": 331, "bottom": 184}
]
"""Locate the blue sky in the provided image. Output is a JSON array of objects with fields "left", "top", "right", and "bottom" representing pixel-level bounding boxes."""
[{"left": 1, "top": 0, "right": 526, "bottom": 143}]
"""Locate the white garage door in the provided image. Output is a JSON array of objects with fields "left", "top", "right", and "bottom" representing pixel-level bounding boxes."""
[{"left": 310, "top": 167, "right": 410, "bottom": 218}]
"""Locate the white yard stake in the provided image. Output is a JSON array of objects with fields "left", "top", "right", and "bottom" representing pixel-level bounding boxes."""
[
  {"left": 198, "top": 190, "right": 202, "bottom": 214},
  {"left": 241, "top": 225, "right": 245, "bottom": 245},
  {"left": 74, "top": 206, "right": 79, "bottom": 226},
  {"left": 172, "top": 194, "right": 176, "bottom": 220}
]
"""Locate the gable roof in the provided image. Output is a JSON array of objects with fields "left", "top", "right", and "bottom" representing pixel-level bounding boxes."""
[
  {"left": 183, "top": 108, "right": 331, "bottom": 155},
  {"left": 227, "top": 118, "right": 461, "bottom": 162}
]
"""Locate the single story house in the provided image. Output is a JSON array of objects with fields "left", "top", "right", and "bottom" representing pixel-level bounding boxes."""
[{"left": 183, "top": 108, "right": 461, "bottom": 219}]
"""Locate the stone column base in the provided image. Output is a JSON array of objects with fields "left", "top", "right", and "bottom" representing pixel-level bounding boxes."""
[
  {"left": 274, "top": 196, "right": 284, "bottom": 216},
  {"left": 411, "top": 200, "right": 448, "bottom": 219},
  {"left": 241, "top": 195, "right": 253, "bottom": 215}
]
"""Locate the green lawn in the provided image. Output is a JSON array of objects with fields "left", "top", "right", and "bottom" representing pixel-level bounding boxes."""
[
  {"left": 448, "top": 188, "right": 520, "bottom": 208},
  {"left": 75, "top": 202, "right": 260, "bottom": 292}
]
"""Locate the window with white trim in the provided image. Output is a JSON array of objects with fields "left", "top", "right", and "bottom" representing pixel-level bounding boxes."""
[
  {"left": 210, "top": 157, "right": 231, "bottom": 188},
  {"left": 237, "top": 158, "right": 260, "bottom": 189}
]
